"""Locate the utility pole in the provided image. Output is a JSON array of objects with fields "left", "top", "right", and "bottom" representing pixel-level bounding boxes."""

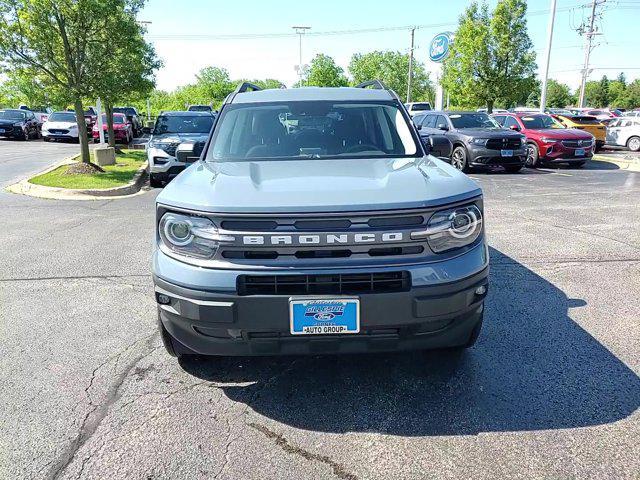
[
  {"left": 578, "top": 0, "right": 603, "bottom": 107},
  {"left": 539, "top": 0, "right": 557, "bottom": 112},
  {"left": 292, "top": 26, "right": 311, "bottom": 86},
  {"left": 406, "top": 27, "right": 416, "bottom": 104}
]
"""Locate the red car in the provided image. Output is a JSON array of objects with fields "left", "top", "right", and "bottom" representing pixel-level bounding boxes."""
[
  {"left": 92, "top": 113, "right": 133, "bottom": 144},
  {"left": 493, "top": 113, "right": 594, "bottom": 167}
]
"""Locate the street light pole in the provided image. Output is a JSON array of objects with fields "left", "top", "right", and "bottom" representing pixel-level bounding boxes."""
[
  {"left": 406, "top": 27, "right": 416, "bottom": 104},
  {"left": 292, "top": 26, "right": 311, "bottom": 86},
  {"left": 539, "top": 0, "right": 557, "bottom": 112},
  {"left": 578, "top": 0, "right": 601, "bottom": 107}
]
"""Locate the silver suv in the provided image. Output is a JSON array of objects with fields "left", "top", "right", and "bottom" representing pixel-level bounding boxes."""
[{"left": 153, "top": 81, "right": 488, "bottom": 358}]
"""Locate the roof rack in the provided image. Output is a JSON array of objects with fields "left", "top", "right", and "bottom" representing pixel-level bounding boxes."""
[
  {"left": 354, "top": 79, "right": 389, "bottom": 90},
  {"left": 223, "top": 82, "right": 262, "bottom": 105},
  {"left": 355, "top": 79, "right": 403, "bottom": 104}
]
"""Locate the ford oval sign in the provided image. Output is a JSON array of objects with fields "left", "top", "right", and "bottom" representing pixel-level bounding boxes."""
[{"left": 429, "top": 32, "right": 453, "bottom": 63}]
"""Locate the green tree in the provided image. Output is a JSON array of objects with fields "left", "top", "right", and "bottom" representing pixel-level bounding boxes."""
[
  {"left": 0, "top": 0, "right": 146, "bottom": 164},
  {"left": 442, "top": 0, "right": 537, "bottom": 112},
  {"left": 608, "top": 79, "right": 627, "bottom": 108},
  {"left": 545, "top": 79, "right": 574, "bottom": 108},
  {"left": 625, "top": 79, "right": 640, "bottom": 109},
  {"left": 349, "top": 50, "right": 433, "bottom": 102},
  {"left": 584, "top": 79, "right": 609, "bottom": 107},
  {"left": 194, "top": 67, "right": 235, "bottom": 105},
  {"left": 301, "top": 54, "right": 348, "bottom": 87}
]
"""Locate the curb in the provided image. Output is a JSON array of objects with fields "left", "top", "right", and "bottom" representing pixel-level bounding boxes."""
[
  {"left": 5, "top": 155, "right": 149, "bottom": 201},
  {"left": 592, "top": 154, "right": 640, "bottom": 172}
]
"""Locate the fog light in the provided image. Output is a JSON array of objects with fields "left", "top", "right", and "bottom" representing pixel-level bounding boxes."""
[
  {"left": 157, "top": 293, "right": 171, "bottom": 305},
  {"left": 475, "top": 285, "right": 487, "bottom": 296}
]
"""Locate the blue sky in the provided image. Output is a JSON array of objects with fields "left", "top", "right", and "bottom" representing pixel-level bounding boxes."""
[{"left": 140, "top": 0, "right": 640, "bottom": 92}]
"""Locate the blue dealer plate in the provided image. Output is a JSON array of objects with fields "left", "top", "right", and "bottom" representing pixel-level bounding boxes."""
[
  {"left": 290, "top": 298, "right": 360, "bottom": 335},
  {"left": 575, "top": 148, "right": 585, "bottom": 156},
  {"left": 501, "top": 149, "right": 514, "bottom": 157}
]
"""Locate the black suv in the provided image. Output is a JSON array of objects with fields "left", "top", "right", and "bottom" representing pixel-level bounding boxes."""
[
  {"left": 414, "top": 111, "right": 526, "bottom": 172},
  {"left": 0, "top": 109, "right": 41, "bottom": 140},
  {"left": 113, "top": 106, "right": 143, "bottom": 136}
]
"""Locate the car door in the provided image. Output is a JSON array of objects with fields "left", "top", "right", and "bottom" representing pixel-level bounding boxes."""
[
  {"left": 503, "top": 116, "right": 521, "bottom": 132},
  {"left": 606, "top": 119, "right": 622, "bottom": 145}
]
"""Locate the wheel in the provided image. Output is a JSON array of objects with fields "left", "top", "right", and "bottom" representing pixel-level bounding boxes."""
[
  {"left": 525, "top": 142, "right": 540, "bottom": 167},
  {"left": 149, "top": 173, "right": 163, "bottom": 188},
  {"left": 158, "top": 311, "right": 198, "bottom": 358},
  {"left": 595, "top": 141, "right": 604, "bottom": 153},
  {"left": 464, "top": 315, "right": 483, "bottom": 348},
  {"left": 43, "top": 136, "right": 50, "bottom": 142},
  {"left": 627, "top": 136, "right": 640, "bottom": 152},
  {"left": 504, "top": 165, "right": 522, "bottom": 173},
  {"left": 450, "top": 146, "right": 469, "bottom": 172},
  {"left": 93, "top": 137, "right": 99, "bottom": 143}
]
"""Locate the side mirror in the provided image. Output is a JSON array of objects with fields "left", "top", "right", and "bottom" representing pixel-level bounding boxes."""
[
  {"left": 509, "top": 125, "right": 520, "bottom": 131},
  {"left": 175, "top": 142, "right": 199, "bottom": 163},
  {"left": 415, "top": 124, "right": 422, "bottom": 130},
  {"left": 437, "top": 124, "right": 449, "bottom": 131}
]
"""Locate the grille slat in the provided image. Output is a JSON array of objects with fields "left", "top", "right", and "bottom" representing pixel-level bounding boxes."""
[
  {"left": 561, "top": 139, "right": 593, "bottom": 148},
  {"left": 486, "top": 138, "right": 522, "bottom": 150},
  {"left": 237, "top": 272, "right": 410, "bottom": 296}
]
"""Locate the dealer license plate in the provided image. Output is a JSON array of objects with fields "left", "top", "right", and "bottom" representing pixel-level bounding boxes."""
[
  {"left": 501, "top": 149, "right": 513, "bottom": 157},
  {"left": 575, "top": 148, "right": 585, "bottom": 156},
  {"left": 289, "top": 298, "right": 360, "bottom": 335}
]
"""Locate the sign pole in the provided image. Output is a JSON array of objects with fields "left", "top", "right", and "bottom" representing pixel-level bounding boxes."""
[
  {"left": 96, "top": 98, "right": 105, "bottom": 144},
  {"left": 429, "top": 32, "right": 454, "bottom": 111}
]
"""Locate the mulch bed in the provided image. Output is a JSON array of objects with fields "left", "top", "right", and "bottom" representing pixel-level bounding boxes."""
[{"left": 64, "top": 162, "right": 105, "bottom": 175}]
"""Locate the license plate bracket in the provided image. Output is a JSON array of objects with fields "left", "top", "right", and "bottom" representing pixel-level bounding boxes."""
[
  {"left": 501, "top": 149, "right": 514, "bottom": 157},
  {"left": 575, "top": 148, "right": 585, "bottom": 156},
  {"left": 289, "top": 298, "right": 360, "bottom": 335}
]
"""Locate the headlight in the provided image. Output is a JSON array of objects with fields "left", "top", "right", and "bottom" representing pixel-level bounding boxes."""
[
  {"left": 411, "top": 205, "right": 483, "bottom": 253},
  {"left": 470, "top": 138, "right": 487, "bottom": 146},
  {"left": 158, "top": 212, "right": 232, "bottom": 260},
  {"left": 69, "top": 124, "right": 78, "bottom": 130},
  {"left": 540, "top": 137, "right": 557, "bottom": 143}
]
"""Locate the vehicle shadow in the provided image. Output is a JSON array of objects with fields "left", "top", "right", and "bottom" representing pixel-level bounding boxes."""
[{"left": 179, "top": 248, "right": 640, "bottom": 435}]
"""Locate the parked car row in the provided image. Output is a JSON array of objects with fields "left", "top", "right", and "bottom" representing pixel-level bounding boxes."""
[{"left": 0, "top": 105, "right": 143, "bottom": 143}]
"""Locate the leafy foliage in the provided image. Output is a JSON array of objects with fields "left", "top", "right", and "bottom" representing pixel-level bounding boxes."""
[
  {"left": 348, "top": 50, "right": 433, "bottom": 102},
  {"left": 442, "top": 0, "right": 537, "bottom": 112},
  {"left": 300, "top": 54, "right": 349, "bottom": 88}
]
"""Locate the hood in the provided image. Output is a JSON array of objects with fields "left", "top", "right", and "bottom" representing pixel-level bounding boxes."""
[
  {"left": 455, "top": 128, "right": 522, "bottom": 138},
  {"left": 528, "top": 128, "right": 593, "bottom": 139},
  {"left": 43, "top": 121, "right": 77, "bottom": 129},
  {"left": 157, "top": 156, "right": 482, "bottom": 214},
  {"left": 150, "top": 133, "right": 209, "bottom": 143},
  {"left": 0, "top": 119, "right": 24, "bottom": 126}
]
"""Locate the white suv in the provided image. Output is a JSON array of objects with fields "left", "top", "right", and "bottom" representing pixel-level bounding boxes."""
[{"left": 405, "top": 102, "right": 432, "bottom": 117}]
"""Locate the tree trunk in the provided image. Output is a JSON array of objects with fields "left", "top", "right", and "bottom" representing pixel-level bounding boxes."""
[
  {"left": 73, "top": 98, "right": 91, "bottom": 163},
  {"left": 106, "top": 103, "right": 116, "bottom": 149},
  {"left": 487, "top": 100, "right": 494, "bottom": 114}
]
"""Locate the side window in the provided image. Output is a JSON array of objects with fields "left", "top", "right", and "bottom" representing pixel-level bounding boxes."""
[
  {"left": 435, "top": 115, "right": 448, "bottom": 129},
  {"left": 413, "top": 115, "right": 425, "bottom": 126},
  {"left": 504, "top": 116, "right": 519, "bottom": 129},
  {"left": 420, "top": 115, "right": 434, "bottom": 129},
  {"left": 493, "top": 115, "right": 506, "bottom": 126}
]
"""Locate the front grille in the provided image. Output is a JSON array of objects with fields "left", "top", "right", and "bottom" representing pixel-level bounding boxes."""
[
  {"left": 561, "top": 139, "right": 593, "bottom": 148},
  {"left": 49, "top": 129, "right": 69, "bottom": 134},
  {"left": 0, "top": 126, "right": 13, "bottom": 133},
  {"left": 237, "top": 272, "right": 411, "bottom": 295},
  {"left": 486, "top": 138, "right": 522, "bottom": 150}
]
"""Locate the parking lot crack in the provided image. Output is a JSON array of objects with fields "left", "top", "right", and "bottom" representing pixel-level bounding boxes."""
[
  {"left": 46, "top": 333, "right": 160, "bottom": 480},
  {"left": 249, "top": 422, "right": 358, "bottom": 480}
]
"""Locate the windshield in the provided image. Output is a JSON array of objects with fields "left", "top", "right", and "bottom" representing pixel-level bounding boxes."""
[
  {"left": 520, "top": 115, "right": 563, "bottom": 129},
  {"left": 0, "top": 110, "right": 26, "bottom": 120},
  {"left": 410, "top": 103, "right": 431, "bottom": 111},
  {"left": 206, "top": 101, "right": 419, "bottom": 162},
  {"left": 189, "top": 105, "right": 212, "bottom": 112},
  {"left": 101, "top": 114, "right": 125, "bottom": 124},
  {"left": 48, "top": 112, "right": 77, "bottom": 122},
  {"left": 114, "top": 108, "right": 136, "bottom": 116},
  {"left": 449, "top": 113, "right": 500, "bottom": 129},
  {"left": 153, "top": 115, "right": 214, "bottom": 135}
]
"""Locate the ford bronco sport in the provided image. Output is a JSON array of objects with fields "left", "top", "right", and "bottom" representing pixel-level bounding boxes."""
[{"left": 153, "top": 81, "right": 489, "bottom": 358}]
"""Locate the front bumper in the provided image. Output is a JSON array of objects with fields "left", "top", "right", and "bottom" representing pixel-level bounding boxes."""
[
  {"left": 42, "top": 130, "right": 79, "bottom": 139},
  {"left": 153, "top": 241, "right": 489, "bottom": 356},
  {"left": 540, "top": 143, "right": 593, "bottom": 162},
  {"left": 467, "top": 145, "right": 526, "bottom": 167}
]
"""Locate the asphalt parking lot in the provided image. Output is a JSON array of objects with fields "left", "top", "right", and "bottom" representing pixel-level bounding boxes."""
[{"left": 1, "top": 144, "right": 639, "bottom": 479}]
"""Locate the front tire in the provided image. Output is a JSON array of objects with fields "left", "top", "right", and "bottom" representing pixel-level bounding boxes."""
[
  {"left": 158, "top": 312, "right": 199, "bottom": 358},
  {"left": 149, "top": 173, "right": 163, "bottom": 188},
  {"left": 450, "top": 146, "right": 470, "bottom": 172},
  {"left": 525, "top": 142, "right": 540, "bottom": 168},
  {"left": 627, "top": 136, "right": 640, "bottom": 152}
]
